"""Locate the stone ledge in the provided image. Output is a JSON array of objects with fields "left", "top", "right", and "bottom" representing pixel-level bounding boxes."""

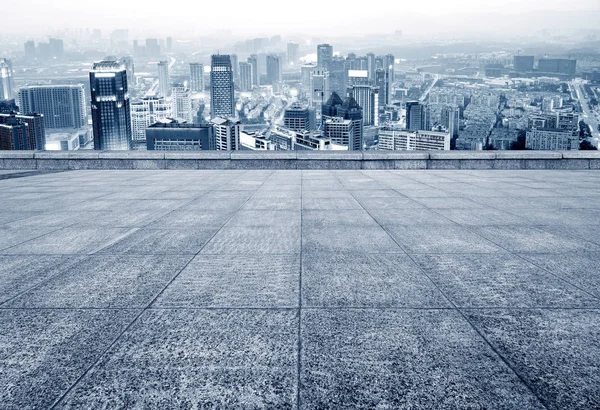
[{"left": 0, "top": 151, "right": 599, "bottom": 170}]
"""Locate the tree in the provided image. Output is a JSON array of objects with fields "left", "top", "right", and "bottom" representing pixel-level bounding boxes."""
[{"left": 510, "top": 130, "right": 527, "bottom": 150}]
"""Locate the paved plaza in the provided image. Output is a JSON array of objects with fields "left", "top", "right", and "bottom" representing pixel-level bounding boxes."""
[{"left": 1, "top": 169, "right": 599, "bottom": 409}]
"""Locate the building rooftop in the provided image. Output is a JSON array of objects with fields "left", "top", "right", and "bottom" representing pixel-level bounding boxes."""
[{"left": 1, "top": 168, "right": 599, "bottom": 408}]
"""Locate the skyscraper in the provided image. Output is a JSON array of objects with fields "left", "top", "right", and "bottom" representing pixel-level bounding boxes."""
[
  {"left": 317, "top": 44, "right": 333, "bottom": 69},
  {"left": 18, "top": 85, "right": 87, "bottom": 129},
  {"left": 327, "top": 57, "right": 347, "bottom": 97},
  {"left": 211, "top": 117, "right": 240, "bottom": 150},
  {"left": 172, "top": 83, "right": 192, "bottom": 123},
  {"left": 121, "top": 56, "right": 135, "bottom": 89},
  {"left": 230, "top": 54, "right": 239, "bottom": 85},
  {"left": 48, "top": 38, "right": 64, "bottom": 59},
  {"left": 238, "top": 62, "right": 253, "bottom": 91},
  {"left": 266, "top": 54, "right": 282, "bottom": 85},
  {"left": 405, "top": 101, "right": 430, "bottom": 131},
  {"left": 131, "top": 96, "right": 171, "bottom": 141},
  {"left": 366, "top": 53, "right": 376, "bottom": 83},
  {"left": 166, "top": 37, "right": 173, "bottom": 53},
  {"left": 287, "top": 42, "right": 299, "bottom": 64},
  {"left": 284, "top": 103, "right": 310, "bottom": 132},
  {"left": 348, "top": 85, "right": 378, "bottom": 126},
  {"left": 0, "top": 59, "right": 15, "bottom": 101},
  {"left": 247, "top": 54, "right": 259, "bottom": 87},
  {"left": 210, "top": 55, "right": 235, "bottom": 119},
  {"left": 0, "top": 112, "right": 45, "bottom": 150},
  {"left": 310, "top": 68, "right": 329, "bottom": 112},
  {"left": 89, "top": 60, "right": 132, "bottom": 150},
  {"left": 322, "top": 92, "right": 363, "bottom": 150},
  {"left": 441, "top": 105, "right": 460, "bottom": 138},
  {"left": 375, "top": 68, "right": 390, "bottom": 107},
  {"left": 157, "top": 60, "right": 170, "bottom": 97},
  {"left": 189, "top": 63, "right": 205, "bottom": 92},
  {"left": 145, "top": 38, "right": 160, "bottom": 58},
  {"left": 301, "top": 64, "right": 315, "bottom": 89},
  {"left": 24, "top": 41, "right": 36, "bottom": 61}
]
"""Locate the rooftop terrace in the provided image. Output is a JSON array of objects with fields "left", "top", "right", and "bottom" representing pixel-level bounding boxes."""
[{"left": 1, "top": 168, "right": 599, "bottom": 408}]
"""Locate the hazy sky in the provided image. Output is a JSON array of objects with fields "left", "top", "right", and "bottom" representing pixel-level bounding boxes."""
[{"left": 3, "top": 0, "right": 599, "bottom": 37}]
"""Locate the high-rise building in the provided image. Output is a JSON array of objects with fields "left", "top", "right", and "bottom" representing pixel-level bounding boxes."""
[
  {"left": 441, "top": 105, "right": 460, "bottom": 138},
  {"left": 378, "top": 127, "right": 450, "bottom": 151},
  {"left": 538, "top": 58, "right": 577, "bottom": 76},
  {"left": 526, "top": 129, "right": 578, "bottom": 150},
  {"left": 513, "top": 55, "right": 534, "bottom": 72},
  {"left": 24, "top": 41, "right": 36, "bottom": 61},
  {"left": 287, "top": 42, "right": 299, "bottom": 64},
  {"left": 189, "top": 63, "right": 205, "bottom": 92},
  {"left": 284, "top": 103, "right": 310, "bottom": 132},
  {"left": 322, "top": 92, "right": 363, "bottom": 150},
  {"left": 266, "top": 54, "right": 282, "bottom": 85},
  {"left": 89, "top": 60, "right": 132, "bottom": 150},
  {"left": 238, "top": 62, "right": 253, "bottom": 91},
  {"left": 157, "top": 60, "right": 170, "bottom": 97},
  {"left": 120, "top": 56, "right": 135, "bottom": 89},
  {"left": 210, "top": 55, "right": 235, "bottom": 119},
  {"left": 0, "top": 112, "right": 45, "bottom": 150},
  {"left": 230, "top": 54, "right": 239, "bottom": 85},
  {"left": 327, "top": 57, "right": 347, "bottom": 97},
  {"left": 18, "top": 85, "right": 87, "bottom": 129},
  {"left": 383, "top": 54, "right": 395, "bottom": 84},
  {"left": 146, "top": 121, "right": 214, "bottom": 150},
  {"left": 405, "top": 101, "right": 430, "bottom": 131},
  {"left": 247, "top": 55, "right": 259, "bottom": 87},
  {"left": 310, "top": 68, "right": 329, "bottom": 112},
  {"left": 366, "top": 53, "right": 376, "bottom": 83},
  {"left": 130, "top": 96, "right": 172, "bottom": 142},
  {"left": 145, "top": 38, "right": 160, "bottom": 58},
  {"left": 301, "top": 64, "right": 315, "bottom": 89},
  {"left": 0, "top": 59, "right": 15, "bottom": 101},
  {"left": 211, "top": 117, "right": 240, "bottom": 150},
  {"left": 375, "top": 68, "right": 390, "bottom": 108},
  {"left": 172, "top": 83, "right": 192, "bottom": 123},
  {"left": 48, "top": 38, "right": 64, "bottom": 59},
  {"left": 166, "top": 37, "right": 173, "bottom": 53},
  {"left": 348, "top": 85, "right": 378, "bottom": 126},
  {"left": 317, "top": 44, "right": 333, "bottom": 69},
  {"left": 347, "top": 70, "right": 370, "bottom": 86}
]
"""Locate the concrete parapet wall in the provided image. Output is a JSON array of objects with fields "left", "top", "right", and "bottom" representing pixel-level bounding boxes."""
[{"left": 1, "top": 151, "right": 600, "bottom": 170}]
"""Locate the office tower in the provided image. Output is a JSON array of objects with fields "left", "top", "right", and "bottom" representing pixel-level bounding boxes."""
[
  {"left": 210, "top": 55, "right": 235, "bottom": 119},
  {"left": 24, "top": 41, "right": 36, "bottom": 60},
  {"left": 287, "top": 42, "right": 299, "bottom": 64},
  {"left": 230, "top": 54, "right": 239, "bottom": 85},
  {"left": 513, "top": 55, "right": 534, "bottom": 72},
  {"left": 0, "top": 112, "right": 45, "bottom": 150},
  {"left": 120, "top": 56, "right": 135, "bottom": 89},
  {"left": 366, "top": 53, "right": 376, "bottom": 83},
  {"left": 310, "top": 68, "right": 329, "bottom": 111},
  {"left": 131, "top": 96, "right": 172, "bottom": 141},
  {"left": 538, "top": 58, "right": 577, "bottom": 76},
  {"left": 375, "top": 68, "right": 390, "bottom": 107},
  {"left": 146, "top": 121, "right": 214, "bottom": 150},
  {"left": 18, "top": 85, "right": 87, "bottom": 129},
  {"left": 327, "top": 57, "right": 347, "bottom": 97},
  {"left": 348, "top": 85, "right": 378, "bottom": 126},
  {"left": 441, "top": 105, "right": 460, "bottom": 138},
  {"left": 238, "top": 62, "right": 253, "bottom": 91},
  {"left": 247, "top": 54, "right": 259, "bottom": 87},
  {"left": 347, "top": 70, "right": 369, "bottom": 86},
  {"left": 317, "top": 44, "right": 333, "bottom": 69},
  {"left": 284, "top": 103, "right": 310, "bottom": 132},
  {"left": 0, "top": 59, "right": 15, "bottom": 101},
  {"left": 157, "top": 61, "right": 170, "bottom": 97},
  {"left": 48, "top": 38, "right": 64, "bottom": 58},
  {"left": 378, "top": 127, "right": 450, "bottom": 151},
  {"left": 89, "top": 60, "right": 132, "bottom": 150},
  {"left": 301, "top": 64, "right": 315, "bottom": 88},
  {"left": 145, "top": 38, "right": 160, "bottom": 58},
  {"left": 166, "top": 37, "right": 173, "bottom": 53},
  {"left": 322, "top": 92, "right": 363, "bottom": 150},
  {"left": 266, "top": 54, "right": 282, "bottom": 85},
  {"left": 211, "top": 117, "right": 240, "bottom": 150},
  {"left": 383, "top": 54, "right": 395, "bottom": 84},
  {"left": 405, "top": 101, "right": 430, "bottom": 131},
  {"left": 189, "top": 63, "right": 205, "bottom": 92},
  {"left": 172, "top": 83, "right": 192, "bottom": 123}
]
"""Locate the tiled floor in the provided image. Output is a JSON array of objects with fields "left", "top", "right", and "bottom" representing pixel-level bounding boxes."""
[{"left": 1, "top": 169, "right": 599, "bottom": 409}]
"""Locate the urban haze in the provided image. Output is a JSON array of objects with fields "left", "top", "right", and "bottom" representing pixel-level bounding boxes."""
[{"left": 1, "top": 0, "right": 600, "bottom": 408}]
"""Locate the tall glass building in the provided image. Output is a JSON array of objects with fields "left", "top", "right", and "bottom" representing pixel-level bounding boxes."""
[
  {"left": 189, "top": 63, "right": 205, "bottom": 92},
  {"left": 0, "top": 59, "right": 15, "bottom": 101},
  {"left": 210, "top": 55, "right": 235, "bottom": 119},
  {"left": 89, "top": 60, "right": 132, "bottom": 150},
  {"left": 18, "top": 85, "right": 87, "bottom": 129}
]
